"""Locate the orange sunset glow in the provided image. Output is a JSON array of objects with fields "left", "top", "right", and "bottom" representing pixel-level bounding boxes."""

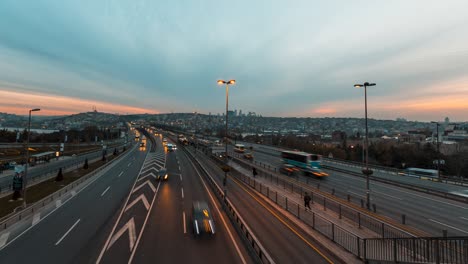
[{"left": 0, "top": 90, "right": 158, "bottom": 116}]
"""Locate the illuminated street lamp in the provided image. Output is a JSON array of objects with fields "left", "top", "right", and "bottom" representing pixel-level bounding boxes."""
[
  {"left": 217, "top": 79, "right": 235, "bottom": 199},
  {"left": 23, "top": 108, "right": 41, "bottom": 207},
  {"left": 431, "top": 121, "right": 441, "bottom": 179},
  {"left": 354, "top": 82, "right": 375, "bottom": 210}
]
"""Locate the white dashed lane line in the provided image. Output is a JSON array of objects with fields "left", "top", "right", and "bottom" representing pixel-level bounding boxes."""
[
  {"left": 55, "top": 219, "right": 81, "bottom": 246},
  {"left": 101, "top": 186, "right": 110, "bottom": 197}
]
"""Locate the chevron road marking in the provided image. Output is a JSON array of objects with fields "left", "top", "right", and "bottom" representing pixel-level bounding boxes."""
[
  {"left": 125, "top": 194, "right": 150, "bottom": 212},
  {"left": 132, "top": 180, "right": 156, "bottom": 194},
  {"left": 107, "top": 218, "right": 137, "bottom": 251}
]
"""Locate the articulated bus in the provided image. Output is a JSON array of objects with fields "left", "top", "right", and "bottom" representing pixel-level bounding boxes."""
[
  {"left": 281, "top": 151, "right": 328, "bottom": 177},
  {"left": 234, "top": 144, "right": 245, "bottom": 153}
]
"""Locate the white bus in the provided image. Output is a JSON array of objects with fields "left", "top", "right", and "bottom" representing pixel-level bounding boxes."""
[
  {"left": 234, "top": 144, "right": 245, "bottom": 153},
  {"left": 399, "top": 168, "right": 438, "bottom": 179}
]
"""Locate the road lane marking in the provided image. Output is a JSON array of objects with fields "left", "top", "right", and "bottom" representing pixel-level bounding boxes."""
[
  {"left": 373, "top": 190, "right": 403, "bottom": 200},
  {"left": 101, "top": 186, "right": 110, "bottom": 197},
  {"left": 179, "top": 165, "right": 181, "bottom": 171},
  {"left": 348, "top": 191, "right": 365, "bottom": 198},
  {"left": 107, "top": 218, "right": 136, "bottom": 251},
  {"left": 32, "top": 213, "right": 41, "bottom": 226},
  {"left": 232, "top": 175, "right": 333, "bottom": 264},
  {"left": 183, "top": 211, "right": 187, "bottom": 234},
  {"left": 189, "top": 160, "right": 247, "bottom": 264},
  {"left": 180, "top": 174, "right": 182, "bottom": 181},
  {"left": 55, "top": 219, "right": 81, "bottom": 246},
  {"left": 428, "top": 219, "right": 468, "bottom": 234},
  {"left": 380, "top": 185, "right": 468, "bottom": 209},
  {"left": 128, "top": 162, "right": 132, "bottom": 167},
  {"left": 96, "top": 150, "right": 150, "bottom": 264},
  {"left": 0, "top": 233, "right": 10, "bottom": 248},
  {"left": 0, "top": 143, "right": 140, "bottom": 252},
  {"left": 181, "top": 188, "right": 184, "bottom": 199},
  {"left": 460, "top": 217, "right": 468, "bottom": 221},
  {"left": 128, "top": 181, "right": 161, "bottom": 263},
  {"left": 56, "top": 200, "right": 62, "bottom": 208},
  {"left": 118, "top": 171, "right": 124, "bottom": 178}
]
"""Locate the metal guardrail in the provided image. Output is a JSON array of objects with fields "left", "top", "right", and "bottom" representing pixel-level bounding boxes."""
[
  {"left": 181, "top": 147, "right": 275, "bottom": 264},
  {"left": 212, "top": 155, "right": 365, "bottom": 257},
  {"left": 363, "top": 237, "right": 468, "bottom": 264},
  {"left": 0, "top": 143, "right": 135, "bottom": 230},
  {"left": 324, "top": 165, "right": 468, "bottom": 204},
  {"left": 0, "top": 144, "right": 128, "bottom": 197},
  {"left": 230, "top": 154, "right": 418, "bottom": 239}
]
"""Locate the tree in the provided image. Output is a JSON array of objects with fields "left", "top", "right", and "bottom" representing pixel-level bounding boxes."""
[
  {"left": 55, "top": 168, "right": 64, "bottom": 181},
  {"left": 83, "top": 158, "right": 89, "bottom": 169}
]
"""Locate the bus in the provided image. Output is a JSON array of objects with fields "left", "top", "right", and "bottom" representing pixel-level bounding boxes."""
[
  {"left": 30, "top": 151, "right": 56, "bottom": 166},
  {"left": 281, "top": 151, "right": 327, "bottom": 177},
  {"left": 399, "top": 168, "right": 439, "bottom": 179},
  {"left": 234, "top": 144, "right": 245, "bottom": 153}
]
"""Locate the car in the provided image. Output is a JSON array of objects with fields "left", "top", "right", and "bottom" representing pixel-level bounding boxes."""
[
  {"left": 307, "top": 167, "right": 329, "bottom": 177},
  {"left": 243, "top": 152, "right": 253, "bottom": 160},
  {"left": 279, "top": 164, "right": 300, "bottom": 176},
  {"left": 192, "top": 201, "right": 215, "bottom": 236},
  {"left": 156, "top": 168, "right": 169, "bottom": 180}
]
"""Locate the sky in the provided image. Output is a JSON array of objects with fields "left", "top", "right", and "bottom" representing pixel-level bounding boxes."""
[{"left": 0, "top": 0, "right": 467, "bottom": 121}]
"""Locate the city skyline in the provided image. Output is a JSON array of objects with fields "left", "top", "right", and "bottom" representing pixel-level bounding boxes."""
[{"left": 1, "top": 0, "right": 468, "bottom": 121}]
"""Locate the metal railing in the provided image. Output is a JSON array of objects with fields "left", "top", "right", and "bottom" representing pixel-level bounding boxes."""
[
  {"left": 0, "top": 144, "right": 128, "bottom": 197},
  {"left": 363, "top": 237, "right": 468, "bottom": 263},
  {"left": 182, "top": 147, "right": 275, "bottom": 264},
  {"left": 0, "top": 143, "right": 135, "bottom": 230},
  {"left": 229, "top": 154, "right": 417, "bottom": 239}
]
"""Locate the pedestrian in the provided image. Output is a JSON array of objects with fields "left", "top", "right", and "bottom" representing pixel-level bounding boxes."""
[
  {"left": 252, "top": 167, "right": 258, "bottom": 178},
  {"left": 304, "top": 192, "right": 311, "bottom": 211}
]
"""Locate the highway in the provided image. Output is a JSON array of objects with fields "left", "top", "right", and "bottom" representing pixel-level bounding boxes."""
[
  {"left": 0, "top": 142, "right": 128, "bottom": 196},
  {"left": 185, "top": 145, "right": 338, "bottom": 264},
  {"left": 232, "top": 143, "right": 468, "bottom": 237},
  {"left": 0, "top": 141, "right": 145, "bottom": 263},
  {"left": 128, "top": 139, "right": 250, "bottom": 264}
]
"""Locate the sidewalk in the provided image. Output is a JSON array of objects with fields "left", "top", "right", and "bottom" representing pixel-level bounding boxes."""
[{"left": 229, "top": 160, "right": 380, "bottom": 239}]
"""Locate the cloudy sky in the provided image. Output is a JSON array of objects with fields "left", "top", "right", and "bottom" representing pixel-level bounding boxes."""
[{"left": 0, "top": 0, "right": 467, "bottom": 121}]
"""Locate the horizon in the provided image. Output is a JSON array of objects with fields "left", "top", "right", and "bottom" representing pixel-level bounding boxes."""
[
  {"left": 1, "top": 110, "right": 465, "bottom": 124},
  {"left": 1, "top": 1, "right": 468, "bottom": 121}
]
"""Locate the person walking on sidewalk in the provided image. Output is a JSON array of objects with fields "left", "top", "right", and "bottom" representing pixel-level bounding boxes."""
[
  {"left": 304, "top": 192, "right": 311, "bottom": 211},
  {"left": 252, "top": 167, "right": 258, "bottom": 178}
]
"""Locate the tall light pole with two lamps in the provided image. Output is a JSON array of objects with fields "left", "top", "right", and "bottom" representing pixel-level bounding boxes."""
[
  {"left": 217, "top": 79, "right": 235, "bottom": 199},
  {"left": 23, "top": 108, "right": 41, "bottom": 207},
  {"left": 354, "top": 82, "right": 375, "bottom": 210}
]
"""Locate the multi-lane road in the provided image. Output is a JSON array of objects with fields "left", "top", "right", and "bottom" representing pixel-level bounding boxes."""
[
  {"left": 233, "top": 142, "right": 468, "bottom": 237},
  {"left": 0, "top": 132, "right": 354, "bottom": 264}
]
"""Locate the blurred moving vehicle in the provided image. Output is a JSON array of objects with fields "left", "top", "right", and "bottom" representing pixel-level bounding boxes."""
[
  {"left": 192, "top": 201, "right": 215, "bottom": 236},
  {"left": 156, "top": 168, "right": 169, "bottom": 181},
  {"left": 243, "top": 152, "right": 254, "bottom": 160},
  {"left": 306, "top": 167, "right": 329, "bottom": 177},
  {"left": 279, "top": 164, "right": 300, "bottom": 176}
]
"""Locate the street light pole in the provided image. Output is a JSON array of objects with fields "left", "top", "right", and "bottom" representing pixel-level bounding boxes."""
[
  {"left": 431, "top": 121, "right": 441, "bottom": 179},
  {"left": 218, "top": 79, "right": 235, "bottom": 199},
  {"left": 354, "top": 82, "right": 375, "bottom": 210},
  {"left": 23, "top": 108, "right": 41, "bottom": 207}
]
